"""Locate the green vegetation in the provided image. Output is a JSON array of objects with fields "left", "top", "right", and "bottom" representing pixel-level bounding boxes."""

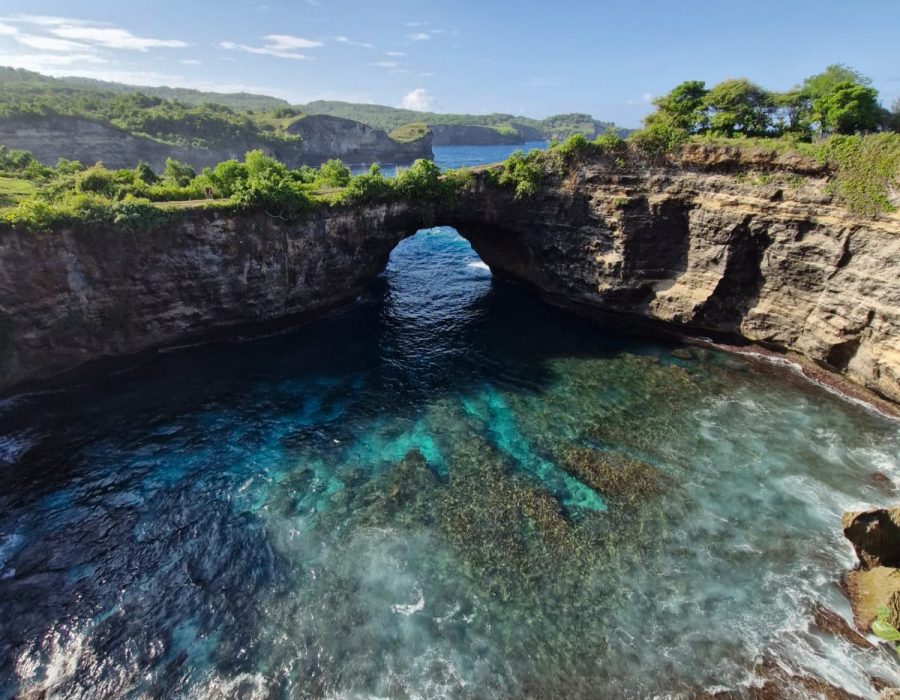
[
  {"left": 632, "top": 64, "right": 895, "bottom": 148},
  {"left": 300, "top": 100, "right": 626, "bottom": 141},
  {"left": 0, "top": 67, "right": 289, "bottom": 111},
  {"left": 388, "top": 122, "right": 431, "bottom": 143},
  {"left": 872, "top": 605, "right": 900, "bottom": 655},
  {"left": 617, "top": 65, "right": 900, "bottom": 215},
  {"left": 0, "top": 144, "right": 475, "bottom": 231},
  {"left": 0, "top": 176, "right": 36, "bottom": 206}
]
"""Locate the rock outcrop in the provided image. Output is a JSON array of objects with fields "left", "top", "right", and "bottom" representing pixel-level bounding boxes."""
[
  {"left": 0, "top": 114, "right": 432, "bottom": 171},
  {"left": 0, "top": 202, "right": 425, "bottom": 389},
  {"left": 430, "top": 124, "right": 542, "bottom": 146},
  {"left": 446, "top": 151, "right": 900, "bottom": 404},
  {"left": 843, "top": 508, "right": 900, "bottom": 569},
  {"left": 0, "top": 148, "right": 898, "bottom": 401},
  {"left": 842, "top": 506, "right": 900, "bottom": 633},
  {"left": 285, "top": 114, "right": 433, "bottom": 165}
]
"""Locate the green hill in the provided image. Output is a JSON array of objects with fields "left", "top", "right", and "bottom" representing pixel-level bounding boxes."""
[{"left": 299, "top": 100, "right": 628, "bottom": 141}]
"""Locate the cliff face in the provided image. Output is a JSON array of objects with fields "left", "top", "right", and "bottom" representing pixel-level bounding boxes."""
[
  {"left": 430, "top": 124, "right": 543, "bottom": 146},
  {"left": 449, "top": 151, "right": 900, "bottom": 404},
  {"left": 0, "top": 114, "right": 432, "bottom": 171},
  {"left": 0, "top": 150, "right": 898, "bottom": 403},
  {"left": 286, "top": 115, "right": 433, "bottom": 165},
  {"left": 0, "top": 204, "right": 423, "bottom": 389}
]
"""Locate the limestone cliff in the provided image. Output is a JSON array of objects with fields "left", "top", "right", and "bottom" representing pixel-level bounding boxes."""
[
  {"left": 0, "top": 114, "right": 432, "bottom": 171},
  {"left": 447, "top": 150, "right": 900, "bottom": 404},
  {"left": 430, "top": 124, "right": 543, "bottom": 146},
  {"left": 0, "top": 148, "right": 898, "bottom": 403}
]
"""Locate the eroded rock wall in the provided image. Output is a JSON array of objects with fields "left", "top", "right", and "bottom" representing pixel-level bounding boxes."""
[
  {"left": 0, "top": 150, "right": 898, "bottom": 402},
  {"left": 0, "top": 203, "right": 430, "bottom": 389},
  {"left": 450, "top": 154, "right": 900, "bottom": 403},
  {"left": 0, "top": 114, "right": 432, "bottom": 171}
]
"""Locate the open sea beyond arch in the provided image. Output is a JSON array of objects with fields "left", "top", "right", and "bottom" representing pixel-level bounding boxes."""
[{"left": 0, "top": 144, "right": 899, "bottom": 699}]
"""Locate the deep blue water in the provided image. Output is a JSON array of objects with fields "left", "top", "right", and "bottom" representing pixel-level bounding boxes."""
[
  {"left": 0, "top": 204, "right": 899, "bottom": 695},
  {"left": 350, "top": 141, "right": 549, "bottom": 175}
]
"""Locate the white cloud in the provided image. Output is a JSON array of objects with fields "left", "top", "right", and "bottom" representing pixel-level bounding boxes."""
[
  {"left": 407, "top": 32, "right": 430, "bottom": 41},
  {"left": 386, "top": 51, "right": 406, "bottom": 57},
  {"left": 219, "top": 34, "right": 321, "bottom": 60},
  {"left": 405, "top": 21, "right": 428, "bottom": 27},
  {"left": 401, "top": 88, "right": 435, "bottom": 111},
  {"left": 370, "top": 61, "right": 401, "bottom": 69},
  {"left": 335, "top": 35, "right": 375, "bottom": 49},
  {"left": 179, "top": 59, "right": 202, "bottom": 66},
  {"left": 1, "top": 15, "right": 188, "bottom": 52},
  {"left": 48, "top": 25, "right": 187, "bottom": 51},
  {"left": 265, "top": 34, "right": 322, "bottom": 49},
  {"left": 15, "top": 34, "right": 92, "bottom": 52}
]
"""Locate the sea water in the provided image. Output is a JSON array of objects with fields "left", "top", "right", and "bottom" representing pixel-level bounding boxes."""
[{"left": 1, "top": 226, "right": 898, "bottom": 698}]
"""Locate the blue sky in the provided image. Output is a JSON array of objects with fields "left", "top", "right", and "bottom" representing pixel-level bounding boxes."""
[{"left": 0, "top": 0, "right": 897, "bottom": 127}]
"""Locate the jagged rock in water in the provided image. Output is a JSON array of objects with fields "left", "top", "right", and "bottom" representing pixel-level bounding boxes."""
[
  {"left": 811, "top": 603, "right": 873, "bottom": 649},
  {"left": 846, "top": 566, "right": 900, "bottom": 631},
  {"left": 842, "top": 507, "right": 900, "bottom": 569}
]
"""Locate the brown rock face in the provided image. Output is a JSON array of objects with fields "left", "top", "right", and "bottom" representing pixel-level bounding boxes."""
[
  {"left": 447, "top": 153, "right": 900, "bottom": 404},
  {"left": 842, "top": 507, "right": 900, "bottom": 569},
  {"left": 1, "top": 148, "right": 899, "bottom": 399},
  {"left": 846, "top": 566, "right": 900, "bottom": 631},
  {"left": 0, "top": 202, "right": 433, "bottom": 389}
]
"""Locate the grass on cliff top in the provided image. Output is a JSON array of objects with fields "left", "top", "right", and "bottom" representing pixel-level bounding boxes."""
[
  {"left": 389, "top": 122, "right": 431, "bottom": 143},
  {"left": 486, "top": 130, "right": 900, "bottom": 218},
  {"left": 0, "top": 176, "right": 37, "bottom": 206},
  {"left": 0, "top": 151, "right": 476, "bottom": 232}
]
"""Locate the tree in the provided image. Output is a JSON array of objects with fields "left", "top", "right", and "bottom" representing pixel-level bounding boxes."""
[
  {"left": 704, "top": 79, "right": 774, "bottom": 137},
  {"left": 649, "top": 80, "right": 708, "bottom": 132},
  {"left": 801, "top": 64, "right": 872, "bottom": 102},
  {"left": 134, "top": 160, "right": 158, "bottom": 185},
  {"left": 813, "top": 81, "right": 881, "bottom": 134},
  {"left": 316, "top": 159, "right": 352, "bottom": 188},
  {"left": 889, "top": 98, "right": 900, "bottom": 133},
  {"left": 771, "top": 90, "right": 813, "bottom": 138},
  {"left": 162, "top": 158, "right": 196, "bottom": 186},
  {"left": 204, "top": 159, "right": 248, "bottom": 197}
]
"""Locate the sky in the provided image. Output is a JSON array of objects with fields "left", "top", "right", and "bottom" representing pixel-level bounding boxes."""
[{"left": 0, "top": 0, "right": 897, "bottom": 127}]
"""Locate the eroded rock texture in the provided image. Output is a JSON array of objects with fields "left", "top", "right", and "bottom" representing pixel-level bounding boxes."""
[
  {"left": 450, "top": 152, "right": 900, "bottom": 403},
  {"left": 1, "top": 149, "right": 898, "bottom": 401}
]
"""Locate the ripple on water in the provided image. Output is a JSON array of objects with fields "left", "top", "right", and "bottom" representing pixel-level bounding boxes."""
[{"left": 1, "top": 227, "right": 898, "bottom": 699}]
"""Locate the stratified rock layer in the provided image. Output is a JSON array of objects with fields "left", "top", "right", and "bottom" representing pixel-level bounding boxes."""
[
  {"left": 448, "top": 151, "right": 900, "bottom": 404},
  {"left": 1, "top": 148, "right": 899, "bottom": 401}
]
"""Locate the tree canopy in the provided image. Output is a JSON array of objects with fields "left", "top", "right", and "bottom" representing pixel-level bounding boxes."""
[{"left": 635, "top": 64, "right": 893, "bottom": 142}]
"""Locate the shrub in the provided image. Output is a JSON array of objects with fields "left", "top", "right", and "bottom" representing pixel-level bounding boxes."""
[
  {"left": 628, "top": 121, "right": 689, "bottom": 157},
  {"left": 818, "top": 133, "right": 900, "bottom": 215},
  {"left": 316, "top": 159, "right": 352, "bottom": 188},
  {"left": 395, "top": 159, "right": 447, "bottom": 200},
  {"left": 162, "top": 158, "right": 197, "bottom": 186},
  {"left": 336, "top": 171, "right": 395, "bottom": 204},
  {"left": 75, "top": 164, "right": 119, "bottom": 197},
  {"left": 555, "top": 133, "right": 592, "bottom": 160},
  {"left": 204, "top": 159, "right": 248, "bottom": 197},
  {"left": 496, "top": 149, "right": 546, "bottom": 199},
  {"left": 593, "top": 130, "right": 626, "bottom": 152}
]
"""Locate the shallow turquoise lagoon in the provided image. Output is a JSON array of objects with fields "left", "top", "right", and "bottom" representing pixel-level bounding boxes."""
[{"left": 0, "top": 228, "right": 898, "bottom": 698}]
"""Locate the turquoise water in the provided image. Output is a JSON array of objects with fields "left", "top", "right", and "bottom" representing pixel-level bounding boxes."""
[{"left": 1, "top": 227, "right": 899, "bottom": 698}]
